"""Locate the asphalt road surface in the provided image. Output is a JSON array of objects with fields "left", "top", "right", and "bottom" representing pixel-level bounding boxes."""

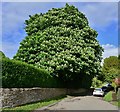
[{"left": 35, "top": 96, "right": 119, "bottom": 111}]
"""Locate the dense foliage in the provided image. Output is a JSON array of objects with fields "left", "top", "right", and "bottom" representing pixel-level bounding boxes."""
[
  {"left": 101, "top": 56, "right": 120, "bottom": 83},
  {"left": 14, "top": 4, "right": 103, "bottom": 88},
  {"left": 0, "top": 51, "right": 6, "bottom": 59},
  {"left": 2, "top": 58, "right": 62, "bottom": 88},
  {"left": 91, "top": 77, "right": 102, "bottom": 88}
]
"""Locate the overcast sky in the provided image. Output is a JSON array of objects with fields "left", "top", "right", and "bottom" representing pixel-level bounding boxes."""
[{"left": 1, "top": 1, "right": 119, "bottom": 61}]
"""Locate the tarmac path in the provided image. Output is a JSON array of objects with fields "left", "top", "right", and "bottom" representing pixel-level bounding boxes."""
[{"left": 34, "top": 96, "right": 119, "bottom": 111}]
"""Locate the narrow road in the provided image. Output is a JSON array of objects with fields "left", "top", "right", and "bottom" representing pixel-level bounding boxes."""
[{"left": 35, "top": 96, "right": 119, "bottom": 111}]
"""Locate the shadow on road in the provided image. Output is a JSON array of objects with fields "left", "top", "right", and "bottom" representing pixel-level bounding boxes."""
[{"left": 68, "top": 88, "right": 95, "bottom": 97}]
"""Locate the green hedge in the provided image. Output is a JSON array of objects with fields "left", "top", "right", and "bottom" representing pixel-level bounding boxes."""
[{"left": 1, "top": 58, "right": 62, "bottom": 88}]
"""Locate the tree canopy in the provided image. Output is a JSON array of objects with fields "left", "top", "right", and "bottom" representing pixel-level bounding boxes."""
[
  {"left": 0, "top": 51, "right": 6, "bottom": 59},
  {"left": 102, "top": 56, "right": 120, "bottom": 82},
  {"left": 14, "top": 4, "right": 103, "bottom": 88}
]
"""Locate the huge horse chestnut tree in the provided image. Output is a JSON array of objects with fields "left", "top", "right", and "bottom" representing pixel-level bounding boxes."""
[{"left": 14, "top": 4, "right": 103, "bottom": 88}]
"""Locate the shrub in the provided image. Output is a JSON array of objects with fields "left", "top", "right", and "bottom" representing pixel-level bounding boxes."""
[
  {"left": 2, "top": 58, "right": 62, "bottom": 88},
  {"left": 91, "top": 77, "right": 102, "bottom": 88}
]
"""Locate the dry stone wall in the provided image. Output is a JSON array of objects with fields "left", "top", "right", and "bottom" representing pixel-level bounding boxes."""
[{"left": 1, "top": 88, "right": 87, "bottom": 108}]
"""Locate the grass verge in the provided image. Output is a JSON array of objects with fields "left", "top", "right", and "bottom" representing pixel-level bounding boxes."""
[
  {"left": 103, "top": 91, "right": 120, "bottom": 107},
  {"left": 112, "top": 101, "right": 120, "bottom": 107},
  {"left": 103, "top": 91, "right": 113, "bottom": 102},
  {"left": 2, "top": 95, "right": 66, "bottom": 112}
]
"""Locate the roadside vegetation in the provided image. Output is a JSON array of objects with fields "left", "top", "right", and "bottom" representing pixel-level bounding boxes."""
[
  {"left": 2, "top": 58, "right": 62, "bottom": 88},
  {"left": 103, "top": 91, "right": 120, "bottom": 107},
  {"left": 103, "top": 91, "right": 113, "bottom": 102},
  {"left": 113, "top": 101, "right": 120, "bottom": 107}
]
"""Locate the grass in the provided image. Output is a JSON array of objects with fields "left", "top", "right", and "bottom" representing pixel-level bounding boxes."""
[
  {"left": 112, "top": 101, "right": 120, "bottom": 107},
  {"left": 103, "top": 91, "right": 120, "bottom": 107},
  {"left": 103, "top": 91, "right": 113, "bottom": 102},
  {"left": 2, "top": 95, "right": 66, "bottom": 112}
]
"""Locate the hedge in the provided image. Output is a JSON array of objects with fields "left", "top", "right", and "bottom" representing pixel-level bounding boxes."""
[{"left": 1, "top": 58, "right": 62, "bottom": 88}]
